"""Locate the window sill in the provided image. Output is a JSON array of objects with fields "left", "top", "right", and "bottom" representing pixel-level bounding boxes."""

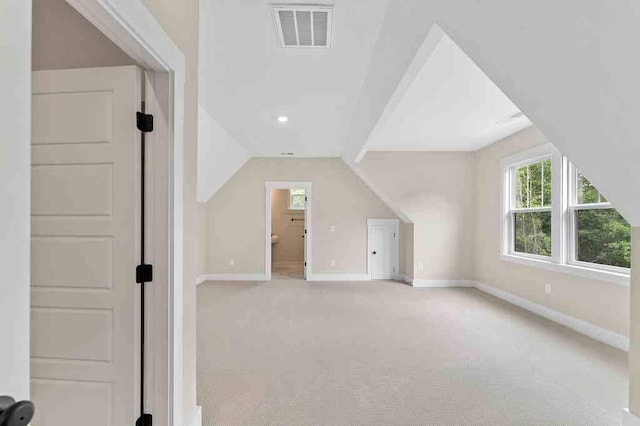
[{"left": 500, "top": 253, "right": 630, "bottom": 286}]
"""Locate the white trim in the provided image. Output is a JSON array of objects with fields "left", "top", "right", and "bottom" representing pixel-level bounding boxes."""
[
  {"left": 622, "top": 409, "right": 640, "bottom": 426},
  {"left": 411, "top": 280, "right": 476, "bottom": 288},
  {"left": 307, "top": 273, "right": 371, "bottom": 282},
  {"left": 186, "top": 406, "right": 202, "bottom": 426},
  {"left": 500, "top": 253, "right": 630, "bottom": 286},
  {"left": 265, "top": 182, "right": 312, "bottom": 281},
  {"left": 198, "top": 274, "right": 268, "bottom": 282},
  {"left": 367, "top": 219, "right": 400, "bottom": 280},
  {"left": 474, "top": 281, "right": 629, "bottom": 351},
  {"left": 64, "top": 2, "right": 186, "bottom": 424},
  {"left": 500, "top": 144, "right": 631, "bottom": 287}
]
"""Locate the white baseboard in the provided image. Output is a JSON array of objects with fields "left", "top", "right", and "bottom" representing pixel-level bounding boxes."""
[
  {"left": 412, "top": 279, "right": 475, "bottom": 288},
  {"left": 197, "top": 273, "right": 268, "bottom": 283},
  {"left": 474, "top": 281, "right": 629, "bottom": 352},
  {"left": 622, "top": 409, "right": 640, "bottom": 426},
  {"left": 186, "top": 406, "right": 202, "bottom": 426},
  {"left": 307, "top": 273, "right": 371, "bottom": 281}
]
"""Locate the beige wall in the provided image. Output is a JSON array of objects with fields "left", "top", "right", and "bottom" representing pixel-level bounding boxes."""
[
  {"left": 400, "top": 222, "right": 414, "bottom": 278},
  {"left": 474, "top": 126, "right": 630, "bottom": 336},
  {"left": 271, "top": 189, "right": 305, "bottom": 266},
  {"left": 358, "top": 152, "right": 476, "bottom": 280},
  {"left": 203, "top": 158, "right": 398, "bottom": 275},
  {"left": 32, "top": 0, "right": 135, "bottom": 70},
  {"left": 138, "top": 0, "right": 200, "bottom": 422}
]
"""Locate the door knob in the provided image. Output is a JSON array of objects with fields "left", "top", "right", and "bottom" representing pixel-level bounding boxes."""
[{"left": 0, "top": 396, "right": 35, "bottom": 426}]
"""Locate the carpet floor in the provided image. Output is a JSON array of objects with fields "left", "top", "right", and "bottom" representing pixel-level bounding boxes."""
[{"left": 197, "top": 279, "right": 627, "bottom": 425}]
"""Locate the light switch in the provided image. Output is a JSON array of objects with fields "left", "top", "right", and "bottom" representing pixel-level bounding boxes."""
[{"left": 330, "top": 225, "right": 335, "bottom": 233}]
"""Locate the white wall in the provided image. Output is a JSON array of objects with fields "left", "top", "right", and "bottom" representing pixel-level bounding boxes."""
[
  {"left": 0, "top": 0, "right": 31, "bottom": 400},
  {"left": 197, "top": 106, "right": 248, "bottom": 202},
  {"left": 203, "top": 158, "right": 398, "bottom": 276},
  {"left": 343, "top": 0, "right": 640, "bottom": 227}
]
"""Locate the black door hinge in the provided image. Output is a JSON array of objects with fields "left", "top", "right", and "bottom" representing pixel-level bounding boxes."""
[
  {"left": 136, "top": 414, "right": 152, "bottom": 426},
  {"left": 136, "top": 112, "right": 154, "bottom": 133},
  {"left": 136, "top": 264, "right": 153, "bottom": 284},
  {"left": 304, "top": 262, "right": 307, "bottom": 266}
]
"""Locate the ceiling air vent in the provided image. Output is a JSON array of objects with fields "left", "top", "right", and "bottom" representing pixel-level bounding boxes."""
[{"left": 272, "top": 5, "right": 334, "bottom": 48}]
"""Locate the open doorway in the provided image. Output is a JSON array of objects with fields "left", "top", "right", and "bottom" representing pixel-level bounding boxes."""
[{"left": 265, "top": 182, "right": 312, "bottom": 280}]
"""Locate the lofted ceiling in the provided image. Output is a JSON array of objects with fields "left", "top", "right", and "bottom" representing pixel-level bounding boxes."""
[
  {"left": 199, "top": 0, "right": 391, "bottom": 157},
  {"left": 365, "top": 29, "right": 531, "bottom": 152}
]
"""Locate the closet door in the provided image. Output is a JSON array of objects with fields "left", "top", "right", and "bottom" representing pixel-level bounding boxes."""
[{"left": 31, "top": 66, "right": 141, "bottom": 426}]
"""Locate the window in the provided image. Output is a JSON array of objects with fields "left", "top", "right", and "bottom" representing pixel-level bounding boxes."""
[
  {"left": 289, "top": 188, "right": 306, "bottom": 210},
  {"left": 511, "top": 158, "right": 552, "bottom": 257},
  {"left": 501, "top": 144, "right": 630, "bottom": 284},
  {"left": 569, "top": 167, "right": 631, "bottom": 269}
]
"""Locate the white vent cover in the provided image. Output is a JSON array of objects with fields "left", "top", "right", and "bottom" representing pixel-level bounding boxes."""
[{"left": 272, "top": 5, "right": 334, "bottom": 48}]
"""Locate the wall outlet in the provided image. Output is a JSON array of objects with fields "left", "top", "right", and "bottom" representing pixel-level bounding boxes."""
[
  {"left": 418, "top": 262, "right": 424, "bottom": 271},
  {"left": 330, "top": 225, "right": 335, "bottom": 233},
  {"left": 330, "top": 259, "right": 336, "bottom": 267},
  {"left": 229, "top": 259, "right": 235, "bottom": 267},
  {"left": 545, "top": 284, "right": 551, "bottom": 294}
]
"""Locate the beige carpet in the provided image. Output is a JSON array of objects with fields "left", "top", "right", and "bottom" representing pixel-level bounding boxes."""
[{"left": 197, "top": 279, "right": 627, "bottom": 425}]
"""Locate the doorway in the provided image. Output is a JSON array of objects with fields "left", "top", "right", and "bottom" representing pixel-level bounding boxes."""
[
  {"left": 367, "top": 219, "right": 400, "bottom": 280},
  {"left": 27, "top": 1, "right": 177, "bottom": 424},
  {"left": 265, "top": 182, "right": 312, "bottom": 280}
]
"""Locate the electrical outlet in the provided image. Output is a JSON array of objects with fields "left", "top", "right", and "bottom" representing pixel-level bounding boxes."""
[
  {"left": 545, "top": 284, "right": 551, "bottom": 294},
  {"left": 330, "top": 259, "right": 336, "bottom": 267},
  {"left": 229, "top": 259, "right": 235, "bottom": 267},
  {"left": 418, "top": 262, "right": 424, "bottom": 271},
  {"left": 330, "top": 225, "right": 335, "bottom": 233}
]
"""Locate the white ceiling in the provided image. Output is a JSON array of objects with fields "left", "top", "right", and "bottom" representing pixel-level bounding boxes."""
[
  {"left": 365, "top": 31, "right": 531, "bottom": 152},
  {"left": 199, "top": 0, "right": 390, "bottom": 157}
]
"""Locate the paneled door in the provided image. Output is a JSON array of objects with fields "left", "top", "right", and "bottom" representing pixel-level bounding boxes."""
[
  {"left": 368, "top": 219, "right": 400, "bottom": 280},
  {"left": 31, "top": 66, "right": 141, "bottom": 426}
]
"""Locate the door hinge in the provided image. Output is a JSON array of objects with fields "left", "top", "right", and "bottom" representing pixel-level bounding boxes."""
[
  {"left": 136, "top": 112, "right": 154, "bottom": 133},
  {"left": 304, "top": 262, "right": 307, "bottom": 266},
  {"left": 136, "top": 264, "right": 153, "bottom": 284},
  {"left": 136, "top": 414, "right": 153, "bottom": 426},
  {"left": 304, "top": 229, "right": 307, "bottom": 234}
]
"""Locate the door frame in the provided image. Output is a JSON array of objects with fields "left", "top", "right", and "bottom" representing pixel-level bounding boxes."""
[
  {"left": 265, "top": 182, "right": 312, "bottom": 280},
  {"left": 63, "top": 1, "right": 186, "bottom": 425},
  {"left": 367, "top": 219, "right": 400, "bottom": 279}
]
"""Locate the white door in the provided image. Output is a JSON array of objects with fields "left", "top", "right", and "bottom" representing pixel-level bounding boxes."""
[
  {"left": 31, "top": 66, "right": 141, "bottom": 426},
  {"left": 369, "top": 219, "right": 399, "bottom": 280}
]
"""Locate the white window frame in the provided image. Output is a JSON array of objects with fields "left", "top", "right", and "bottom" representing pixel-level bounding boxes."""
[
  {"left": 289, "top": 188, "right": 306, "bottom": 210},
  {"left": 567, "top": 163, "right": 631, "bottom": 275},
  {"left": 500, "top": 144, "right": 630, "bottom": 286}
]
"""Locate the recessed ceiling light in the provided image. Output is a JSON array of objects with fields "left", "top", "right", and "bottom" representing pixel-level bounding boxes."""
[{"left": 277, "top": 116, "right": 289, "bottom": 123}]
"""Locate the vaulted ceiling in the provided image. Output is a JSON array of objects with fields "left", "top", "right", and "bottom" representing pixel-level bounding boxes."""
[
  {"left": 199, "top": 0, "right": 390, "bottom": 157},
  {"left": 199, "top": 0, "right": 640, "bottom": 225}
]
